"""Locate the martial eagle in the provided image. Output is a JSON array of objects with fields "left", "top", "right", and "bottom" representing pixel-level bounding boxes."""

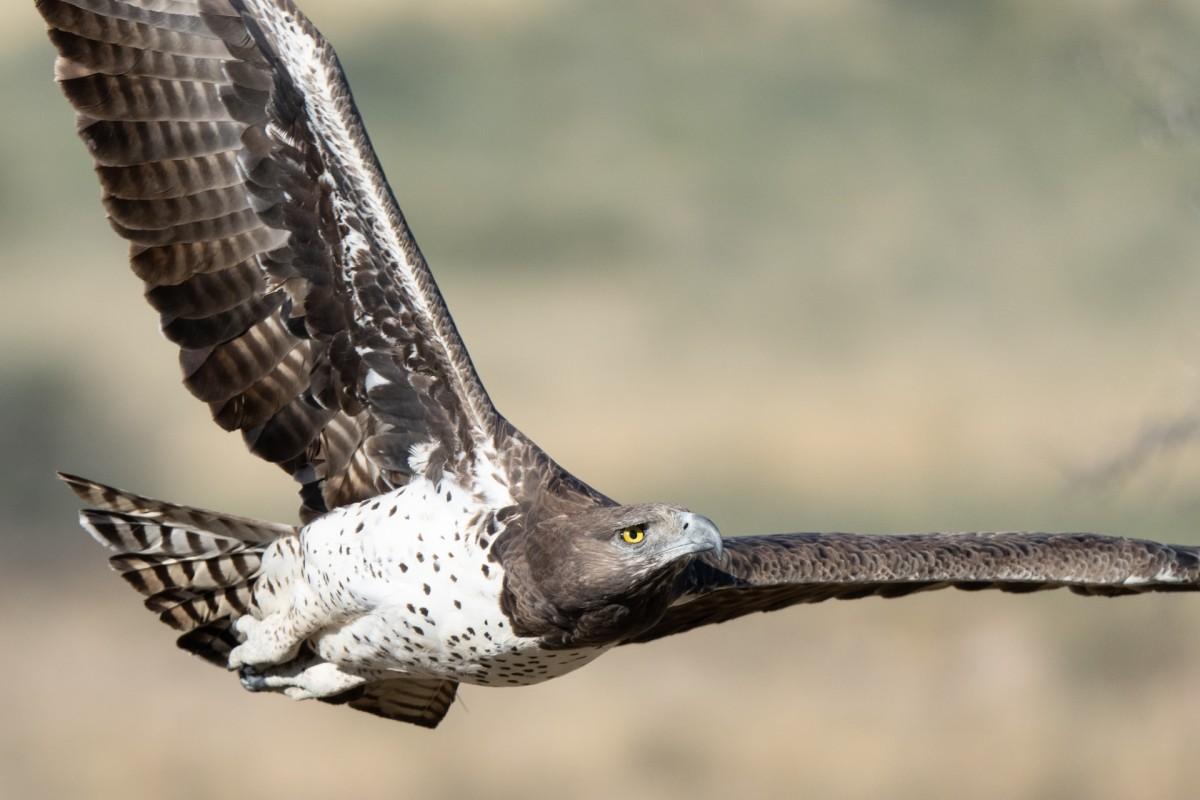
[{"left": 35, "top": 0, "right": 1200, "bottom": 729}]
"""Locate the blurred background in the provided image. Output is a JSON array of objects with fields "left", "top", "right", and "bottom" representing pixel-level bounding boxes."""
[{"left": 5, "top": 0, "right": 1200, "bottom": 797}]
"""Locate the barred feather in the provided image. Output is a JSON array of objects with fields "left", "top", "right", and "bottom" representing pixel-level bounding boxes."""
[
  {"left": 63, "top": 473, "right": 289, "bottom": 642},
  {"left": 324, "top": 677, "right": 459, "bottom": 729},
  {"left": 111, "top": 550, "right": 263, "bottom": 595},
  {"left": 36, "top": 0, "right": 576, "bottom": 524},
  {"left": 80, "top": 509, "right": 241, "bottom": 556},
  {"left": 176, "top": 619, "right": 240, "bottom": 666},
  {"left": 61, "top": 472, "right": 291, "bottom": 543}
]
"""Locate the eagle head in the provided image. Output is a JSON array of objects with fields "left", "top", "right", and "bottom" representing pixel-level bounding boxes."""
[{"left": 517, "top": 503, "right": 723, "bottom": 646}]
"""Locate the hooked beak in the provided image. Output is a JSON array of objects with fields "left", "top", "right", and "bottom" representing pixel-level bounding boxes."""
[{"left": 682, "top": 512, "right": 724, "bottom": 559}]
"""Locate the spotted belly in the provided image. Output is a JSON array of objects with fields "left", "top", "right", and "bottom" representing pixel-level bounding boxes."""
[
  {"left": 312, "top": 609, "right": 605, "bottom": 686},
  {"left": 285, "top": 478, "right": 605, "bottom": 686}
]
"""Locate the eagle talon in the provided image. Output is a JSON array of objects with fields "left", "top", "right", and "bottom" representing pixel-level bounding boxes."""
[{"left": 239, "top": 667, "right": 268, "bottom": 692}]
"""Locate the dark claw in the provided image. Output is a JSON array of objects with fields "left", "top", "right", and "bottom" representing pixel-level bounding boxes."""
[{"left": 239, "top": 666, "right": 268, "bottom": 692}]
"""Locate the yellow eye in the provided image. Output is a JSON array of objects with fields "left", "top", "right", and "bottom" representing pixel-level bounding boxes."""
[{"left": 620, "top": 526, "right": 646, "bottom": 544}]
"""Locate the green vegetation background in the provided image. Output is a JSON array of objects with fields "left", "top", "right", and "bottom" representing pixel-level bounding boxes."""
[{"left": 4, "top": 1, "right": 1200, "bottom": 797}]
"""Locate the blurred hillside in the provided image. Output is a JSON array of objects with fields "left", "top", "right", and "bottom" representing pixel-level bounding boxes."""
[{"left": 4, "top": 1, "right": 1200, "bottom": 798}]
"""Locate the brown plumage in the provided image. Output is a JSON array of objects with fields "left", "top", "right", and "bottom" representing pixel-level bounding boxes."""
[
  {"left": 37, "top": 0, "right": 588, "bottom": 526},
  {"left": 36, "top": 0, "right": 1200, "bottom": 731},
  {"left": 624, "top": 532, "right": 1200, "bottom": 644}
]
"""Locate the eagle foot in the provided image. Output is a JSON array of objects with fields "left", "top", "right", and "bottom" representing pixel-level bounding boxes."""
[
  {"left": 237, "top": 658, "right": 370, "bottom": 700},
  {"left": 238, "top": 665, "right": 271, "bottom": 692},
  {"left": 227, "top": 613, "right": 306, "bottom": 670}
]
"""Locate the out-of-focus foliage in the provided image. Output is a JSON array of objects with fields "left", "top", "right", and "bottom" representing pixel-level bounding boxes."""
[{"left": 4, "top": 1, "right": 1200, "bottom": 798}]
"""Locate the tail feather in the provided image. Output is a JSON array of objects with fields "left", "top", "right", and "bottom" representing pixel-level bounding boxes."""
[
  {"left": 61, "top": 471, "right": 291, "bottom": 544},
  {"left": 61, "top": 472, "right": 294, "bottom": 660},
  {"left": 177, "top": 620, "right": 242, "bottom": 667},
  {"left": 81, "top": 509, "right": 244, "bottom": 557},
  {"left": 110, "top": 550, "right": 263, "bottom": 595},
  {"left": 148, "top": 585, "right": 258, "bottom": 631}
]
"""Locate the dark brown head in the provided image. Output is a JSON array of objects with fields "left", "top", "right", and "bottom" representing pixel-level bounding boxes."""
[{"left": 512, "top": 503, "right": 723, "bottom": 646}]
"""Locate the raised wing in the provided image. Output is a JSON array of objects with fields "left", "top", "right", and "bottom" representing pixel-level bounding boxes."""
[
  {"left": 624, "top": 531, "right": 1200, "bottom": 644},
  {"left": 36, "top": 0, "right": 532, "bottom": 520}
]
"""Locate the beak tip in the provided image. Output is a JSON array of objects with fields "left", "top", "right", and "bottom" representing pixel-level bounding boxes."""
[{"left": 684, "top": 512, "right": 724, "bottom": 559}]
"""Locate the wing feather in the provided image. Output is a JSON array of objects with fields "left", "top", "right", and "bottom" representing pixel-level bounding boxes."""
[
  {"left": 625, "top": 531, "right": 1200, "bottom": 644},
  {"left": 37, "top": 0, "right": 589, "bottom": 519}
]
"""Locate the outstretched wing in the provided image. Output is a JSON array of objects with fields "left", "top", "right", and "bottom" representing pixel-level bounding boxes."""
[
  {"left": 623, "top": 531, "right": 1200, "bottom": 644},
  {"left": 36, "top": 0, "right": 558, "bottom": 520}
]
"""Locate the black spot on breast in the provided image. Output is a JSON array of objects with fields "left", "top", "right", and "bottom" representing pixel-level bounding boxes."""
[
  {"left": 423, "top": 583, "right": 431, "bottom": 595},
  {"left": 446, "top": 491, "right": 452, "bottom": 502},
  {"left": 416, "top": 553, "right": 424, "bottom": 563},
  {"left": 389, "top": 506, "right": 397, "bottom": 517},
  {"left": 481, "top": 564, "right": 490, "bottom": 577},
  {"left": 454, "top": 600, "right": 462, "bottom": 609},
  {"left": 354, "top": 522, "right": 364, "bottom": 533},
  {"left": 399, "top": 563, "right": 408, "bottom": 573},
  {"left": 413, "top": 626, "right": 424, "bottom": 636},
  {"left": 406, "top": 603, "right": 416, "bottom": 613}
]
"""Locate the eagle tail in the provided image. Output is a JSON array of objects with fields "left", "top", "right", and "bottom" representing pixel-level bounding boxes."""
[{"left": 59, "top": 472, "right": 297, "bottom": 667}]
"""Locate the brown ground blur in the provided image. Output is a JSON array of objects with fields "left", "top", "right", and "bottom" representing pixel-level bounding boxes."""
[{"left": 5, "top": 1, "right": 1200, "bottom": 798}]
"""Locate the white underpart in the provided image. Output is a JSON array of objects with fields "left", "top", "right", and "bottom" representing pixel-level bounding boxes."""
[
  {"left": 245, "top": 0, "right": 495, "bottom": 444},
  {"left": 252, "top": 476, "right": 603, "bottom": 686}
]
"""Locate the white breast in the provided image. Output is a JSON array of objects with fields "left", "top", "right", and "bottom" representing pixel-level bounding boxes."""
[{"left": 289, "top": 476, "right": 604, "bottom": 685}]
